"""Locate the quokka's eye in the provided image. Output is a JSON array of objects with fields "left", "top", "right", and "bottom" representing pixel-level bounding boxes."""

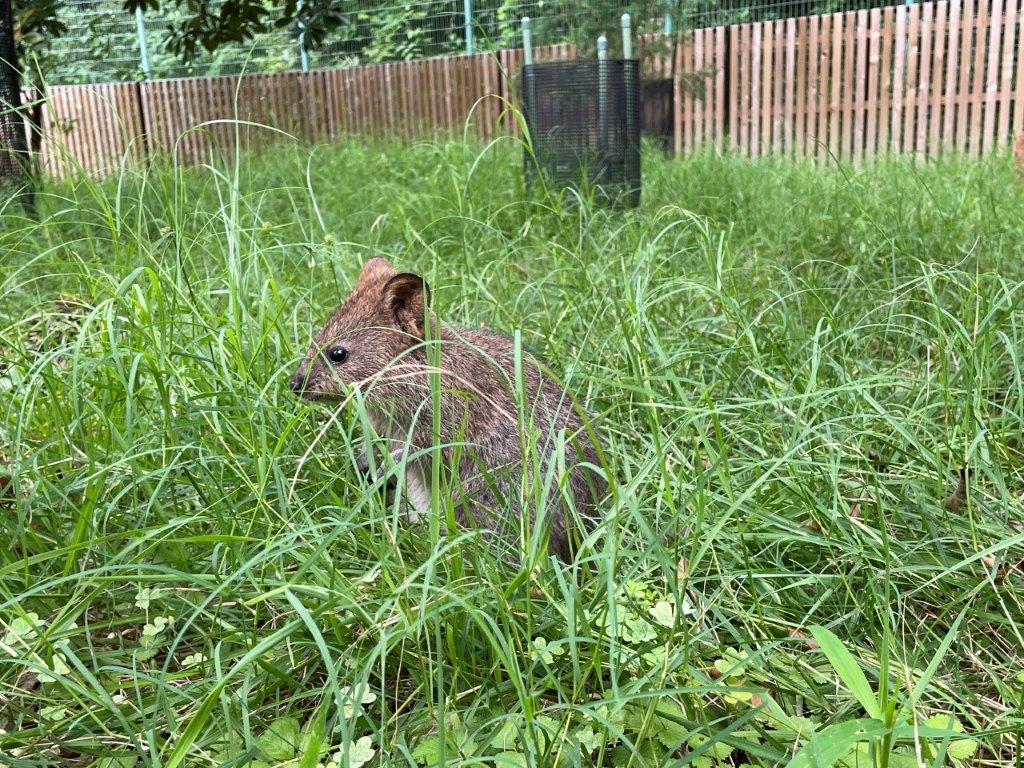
[{"left": 327, "top": 346, "right": 349, "bottom": 364}]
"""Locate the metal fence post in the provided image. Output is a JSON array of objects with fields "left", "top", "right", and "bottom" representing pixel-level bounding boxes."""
[
  {"left": 464, "top": 0, "right": 475, "bottom": 54},
  {"left": 597, "top": 34, "right": 608, "bottom": 152},
  {"left": 297, "top": 0, "right": 310, "bottom": 71},
  {"left": 135, "top": 6, "right": 151, "bottom": 79}
]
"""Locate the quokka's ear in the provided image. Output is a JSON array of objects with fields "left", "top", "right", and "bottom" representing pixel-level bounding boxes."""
[
  {"left": 382, "top": 272, "right": 431, "bottom": 337},
  {"left": 359, "top": 257, "right": 395, "bottom": 284}
]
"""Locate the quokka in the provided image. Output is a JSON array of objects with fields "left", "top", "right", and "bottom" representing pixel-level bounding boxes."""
[{"left": 290, "top": 258, "right": 606, "bottom": 561}]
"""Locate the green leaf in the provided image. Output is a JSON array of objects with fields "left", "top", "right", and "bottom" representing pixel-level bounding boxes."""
[
  {"left": 96, "top": 756, "right": 137, "bottom": 768},
  {"left": 688, "top": 732, "right": 734, "bottom": 761},
  {"left": 348, "top": 735, "right": 375, "bottom": 768},
  {"left": 947, "top": 737, "right": 979, "bottom": 761},
  {"left": 713, "top": 648, "right": 749, "bottom": 679},
  {"left": 532, "top": 636, "right": 555, "bottom": 664},
  {"left": 624, "top": 617, "right": 657, "bottom": 643},
  {"left": 922, "top": 714, "right": 977, "bottom": 761},
  {"left": 2, "top": 612, "right": 43, "bottom": 646},
  {"left": 840, "top": 744, "right": 920, "bottom": 768},
  {"left": 650, "top": 600, "right": 675, "bottom": 627},
  {"left": 783, "top": 718, "right": 887, "bottom": 768},
  {"left": 495, "top": 752, "right": 527, "bottom": 767},
  {"left": 807, "top": 626, "right": 881, "bottom": 720},
  {"left": 574, "top": 725, "right": 604, "bottom": 753},
  {"left": 653, "top": 703, "right": 689, "bottom": 749},
  {"left": 257, "top": 715, "right": 302, "bottom": 761},
  {"left": 412, "top": 735, "right": 442, "bottom": 764},
  {"left": 489, "top": 719, "right": 521, "bottom": 751},
  {"left": 298, "top": 707, "right": 330, "bottom": 768},
  {"left": 338, "top": 682, "right": 377, "bottom": 719}
]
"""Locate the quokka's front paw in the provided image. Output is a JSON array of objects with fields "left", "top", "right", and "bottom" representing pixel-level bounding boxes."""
[{"left": 355, "top": 448, "right": 398, "bottom": 497}]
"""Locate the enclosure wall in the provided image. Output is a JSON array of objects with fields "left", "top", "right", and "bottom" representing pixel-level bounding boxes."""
[{"left": 20, "top": 0, "right": 1024, "bottom": 178}]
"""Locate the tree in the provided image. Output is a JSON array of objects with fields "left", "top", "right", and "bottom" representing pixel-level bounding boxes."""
[{"left": 18, "top": 0, "right": 350, "bottom": 62}]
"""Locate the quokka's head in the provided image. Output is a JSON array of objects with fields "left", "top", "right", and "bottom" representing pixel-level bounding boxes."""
[{"left": 289, "top": 257, "right": 431, "bottom": 403}]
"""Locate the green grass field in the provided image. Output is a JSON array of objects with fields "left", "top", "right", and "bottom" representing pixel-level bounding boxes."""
[{"left": 1, "top": 140, "right": 1022, "bottom": 768}]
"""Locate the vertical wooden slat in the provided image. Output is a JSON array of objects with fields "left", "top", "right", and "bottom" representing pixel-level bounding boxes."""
[
  {"left": 347, "top": 68, "right": 362, "bottom": 135},
  {"left": 795, "top": 16, "right": 809, "bottom": 157},
  {"left": 944, "top": 0, "right": 963, "bottom": 148},
  {"left": 322, "top": 70, "right": 337, "bottom": 141},
  {"left": 751, "top": 23, "right": 762, "bottom": 156},
  {"left": 772, "top": 20, "right": 784, "bottom": 151},
  {"left": 442, "top": 58, "right": 455, "bottom": 131},
  {"left": 807, "top": 15, "right": 821, "bottom": 156},
  {"left": 325, "top": 70, "right": 340, "bottom": 136},
  {"left": 729, "top": 24, "right": 740, "bottom": 149},
  {"left": 739, "top": 24, "right": 751, "bottom": 154},
  {"left": 673, "top": 35, "right": 683, "bottom": 155},
  {"left": 426, "top": 58, "right": 440, "bottom": 135},
  {"left": 916, "top": 2, "right": 933, "bottom": 155},
  {"left": 928, "top": 1, "right": 949, "bottom": 156},
  {"left": 693, "top": 31, "right": 705, "bottom": 146},
  {"left": 982, "top": 0, "right": 1004, "bottom": 152},
  {"left": 902, "top": 3, "right": 920, "bottom": 154},
  {"left": 79, "top": 87, "right": 102, "bottom": 173},
  {"left": 956, "top": 0, "right": 975, "bottom": 150},
  {"left": 55, "top": 88, "right": 78, "bottom": 175},
  {"left": 69, "top": 87, "right": 88, "bottom": 174},
  {"left": 866, "top": 8, "right": 882, "bottom": 157},
  {"left": 715, "top": 27, "right": 726, "bottom": 146},
  {"left": 393, "top": 61, "right": 408, "bottom": 137},
  {"left": 784, "top": 19, "right": 796, "bottom": 153},
  {"left": 483, "top": 54, "right": 499, "bottom": 139},
  {"left": 761, "top": 21, "right": 773, "bottom": 153},
  {"left": 838, "top": 12, "right": 853, "bottom": 160},
  {"left": 1014, "top": 0, "right": 1024, "bottom": 132},
  {"left": 371, "top": 65, "right": 386, "bottom": 135},
  {"left": 829, "top": 13, "right": 843, "bottom": 158},
  {"left": 817, "top": 14, "right": 832, "bottom": 159},
  {"left": 72, "top": 87, "right": 94, "bottom": 174},
  {"left": 92, "top": 85, "right": 113, "bottom": 172},
  {"left": 347, "top": 67, "right": 361, "bottom": 135},
  {"left": 969, "top": 0, "right": 989, "bottom": 154},
  {"left": 892, "top": 6, "right": 908, "bottom": 152},
  {"left": 91, "top": 85, "right": 113, "bottom": 173},
  {"left": 878, "top": 7, "right": 895, "bottom": 153},
  {"left": 684, "top": 36, "right": 695, "bottom": 151},
  {"left": 997, "top": 0, "right": 1017, "bottom": 144},
  {"left": 354, "top": 67, "right": 370, "bottom": 136},
  {"left": 852, "top": 10, "right": 868, "bottom": 163},
  {"left": 707, "top": 28, "right": 717, "bottom": 145}
]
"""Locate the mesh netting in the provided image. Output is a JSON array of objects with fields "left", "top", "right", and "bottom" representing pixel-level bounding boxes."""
[
  {"left": 1, "top": 0, "right": 32, "bottom": 211},
  {"left": 522, "top": 59, "right": 641, "bottom": 207}
]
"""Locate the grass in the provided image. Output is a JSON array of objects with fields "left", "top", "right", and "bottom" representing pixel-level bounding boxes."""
[{"left": 0, "top": 137, "right": 1022, "bottom": 768}]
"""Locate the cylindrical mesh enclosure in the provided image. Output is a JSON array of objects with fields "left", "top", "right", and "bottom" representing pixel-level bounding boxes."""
[
  {"left": 522, "top": 59, "right": 641, "bottom": 207},
  {"left": 1, "top": 0, "right": 32, "bottom": 212}
]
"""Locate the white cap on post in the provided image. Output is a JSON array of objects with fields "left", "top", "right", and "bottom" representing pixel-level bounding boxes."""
[
  {"left": 597, "top": 33, "right": 608, "bottom": 60},
  {"left": 621, "top": 13, "right": 633, "bottom": 59},
  {"left": 522, "top": 17, "right": 533, "bottom": 65}
]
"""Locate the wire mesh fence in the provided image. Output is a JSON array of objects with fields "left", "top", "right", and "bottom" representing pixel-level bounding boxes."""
[
  {"left": 1, "top": 0, "right": 32, "bottom": 210},
  {"left": 34, "top": 0, "right": 906, "bottom": 86}
]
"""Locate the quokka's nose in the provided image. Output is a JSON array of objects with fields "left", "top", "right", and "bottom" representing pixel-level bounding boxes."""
[{"left": 289, "top": 370, "right": 307, "bottom": 395}]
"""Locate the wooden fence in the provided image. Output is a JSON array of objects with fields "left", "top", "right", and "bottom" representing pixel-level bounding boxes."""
[
  {"left": 18, "top": 0, "right": 1024, "bottom": 177},
  {"left": 675, "top": 0, "right": 1024, "bottom": 159}
]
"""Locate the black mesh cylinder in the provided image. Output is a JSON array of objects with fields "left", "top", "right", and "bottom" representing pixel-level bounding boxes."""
[
  {"left": 1, "top": 0, "right": 32, "bottom": 213},
  {"left": 522, "top": 59, "right": 641, "bottom": 207}
]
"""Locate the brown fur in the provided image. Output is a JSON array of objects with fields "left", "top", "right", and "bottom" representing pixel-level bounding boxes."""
[{"left": 290, "top": 257, "right": 606, "bottom": 561}]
